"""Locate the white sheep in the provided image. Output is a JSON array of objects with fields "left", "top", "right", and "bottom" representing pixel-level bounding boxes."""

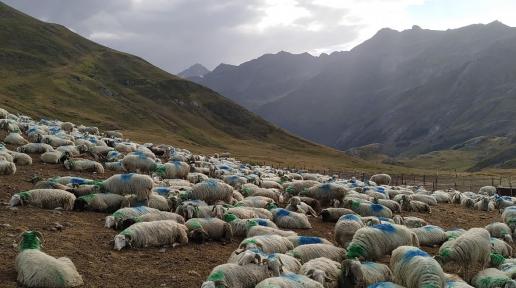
[
  {"left": 105, "top": 206, "right": 162, "bottom": 229},
  {"left": 202, "top": 263, "right": 272, "bottom": 288},
  {"left": 185, "top": 217, "right": 232, "bottom": 243},
  {"left": 286, "top": 236, "right": 332, "bottom": 247},
  {"left": 490, "top": 238, "right": 513, "bottom": 259},
  {"left": 343, "top": 200, "right": 393, "bottom": 218},
  {"left": 10, "top": 189, "right": 76, "bottom": 210},
  {"left": 286, "top": 196, "right": 318, "bottom": 216},
  {"left": 320, "top": 208, "right": 356, "bottom": 222},
  {"left": 502, "top": 206, "right": 516, "bottom": 234},
  {"left": 16, "top": 231, "right": 83, "bottom": 288},
  {"left": 288, "top": 243, "right": 346, "bottom": 264},
  {"left": 255, "top": 272, "right": 324, "bottom": 288},
  {"left": 410, "top": 225, "right": 448, "bottom": 247},
  {"left": 99, "top": 173, "right": 154, "bottom": 202},
  {"left": 283, "top": 180, "right": 321, "bottom": 196},
  {"left": 340, "top": 259, "right": 393, "bottom": 287},
  {"left": 335, "top": 214, "right": 365, "bottom": 248},
  {"left": 4, "top": 132, "right": 29, "bottom": 145},
  {"left": 472, "top": 268, "right": 516, "bottom": 288},
  {"left": 346, "top": 223, "right": 419, "bottom": 261},
  {"left": 400, "top": 196, "right": 431, "bottom": 213},
  {"left": 113, "top": 220, "right": 188, "bottom": 250},
  {"left": 41, "top": 150, "right": 70, "bottom": 164},
  {"left": 73, "top": 193, "right": 129, "bottom": 213},
  {"left": 271, "top": 208, "right": 312, "bottom": 229},
  {"left": 191, "top": 179, "right": 233, "bottom": 204},
  {"left": 235, "top": 235, "right": 294, "bottom": 254},
  {"left": 479, "top": 186, "right": 497, "bottom": 196},
  {"left": 392, "top": 215, "right": 427, "bottom": 228},
  {"left": 486, "top": 222, "right": 513, "bottom": 243},
  {"left": 9, "top": 151, "right": 32, "bottom": 166},
  {"left": 390, "top": 246, "right": 445, "bottom": 288},
  {"left": 247, "top": 225, "right": 297, "bottom": 238},
  {"left": 0, "top": 159, "right": 16, "bottom": 175},
  {"left": 301, "top": 183, "right": 348, "bottom": 206},
  {"left": 474, "top": 197, "right": 495, "bottom": 212},
  {"left": 64, "top": 159, "right": 104, "bottom": 173},
  {"left": 17, "top": 143, "right": 55, "bottom": 154},
  {"left": 370, "top": 174, "right": 391, "bottom": 185},
  {"left": 436, "top": 228, "right": 491, "bottom": 281},
  {"left": 118, "top": 211, "right": 185, "bottom": 230},
  {"left": 121, "top": 153, "right": 157, "bottom": 173},
  {"left": 299, "top": 257, "right": 341, "bottom": 288}
]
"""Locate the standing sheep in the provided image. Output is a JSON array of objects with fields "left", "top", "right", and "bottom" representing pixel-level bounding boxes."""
[
  {"left": 98, "top": 174, "right": 154, "bottom": 202},
  {"left": 155, "top": 161, "right": 190, "bottom": 179},
  {"left": 343, "top": 200, "right": 393, "bottom": 218},
  {"left": 390, "top": 246, "right": 445, "bottom": 288},
  {"left": 15, "top": 231, "right": 83, "bottom": 288},
  {"left": 121, "top": 153, "right": 157, "bottom": 173},
  {"left": 335, "top": 214, "right": 365, "bottom": 248},
  {"left": 271, "top": 208, "right": 312, "bottom": 229},
  {"left": 191, "top": 179, "right": 233, "bottom": 204},
  {"left": 301, "top": 183, "right": 348, "bottom": 206},
  {"left": 370, "top": 174, "right": 391, "bottom": 185},
  {"left": 113, "top": 220, "right": 188, "bottom": 250}
]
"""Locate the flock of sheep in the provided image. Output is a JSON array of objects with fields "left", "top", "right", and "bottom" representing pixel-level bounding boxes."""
[{"left": 1, "top": 106, "right": 516, "bottom": 288}]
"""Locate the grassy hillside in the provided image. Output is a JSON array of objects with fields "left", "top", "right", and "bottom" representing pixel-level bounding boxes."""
[{"left": 0, "top": 1, "right": 383, "bottom": 172}]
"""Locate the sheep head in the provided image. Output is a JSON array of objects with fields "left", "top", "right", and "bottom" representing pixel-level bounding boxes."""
[
  {"left": 9, "top": 194, "right": 22, "bottom": 207},
  {"left": 105, "top": 216, "right": 116, "bottom": 228},
  {"left": 114, "top": 234, "right": 128, "bottom": 250},
  {"left": 306, "top": 268, "right": 331, "bottom": 285}
]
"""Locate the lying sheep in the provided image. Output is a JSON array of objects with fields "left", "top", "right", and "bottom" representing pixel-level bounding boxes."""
[
  {"left": 201, "top": 263, "right": 272, "bottom": 288},
  {"left": 74, "top": 193, "right": 129, "bottom": 213},
  {"left": 335, "top": 214, "right": 365, "bottom": 248},
  {"left": 17, "top": 143, "right": 55, "bottom": 154},
  {"left": 346, "top": 223, "right": 419, "bottom": 261},
  {"left": 300, "top": 257, "right": 341, "bottom": 288},
  {"left": 410, "top": 225, "right": 448, "bottom": 247},
  {"left": 105, "top": 161, "right": 126, "bottom": 172},
  {"left": 436, "top": 228, "right": 491, "bottom": 281},
  {"left": 234, "top": 249, "right": 302, "bottom": 275},
  {"left": 321, "top": 208, "right": 356, "bottom": 222},
  {"left": 472, "top": 268, "right": 516, "bottom": 288},
  {"left": 283, "top": 180, "right": 320, "bottom": 196},
  {"left": 475, "top": 197, "right": 495, "bottom": 212},
  {"left": 191, "top": 179, "right": 233, "bottom": 204},
  {"left": 502, "top": 206, "right": 516, "bottom": 233},
  {"left": 155, "top": 161, "right": 190, "bottom": 179},
  {"left": 490, "top": 238, "right": 513, "bottom": 259},
  {"left": 341, "top": 259, "right": 393, "bottom": 287},
  {"left": 271, "top": 208, "right": 312, "bottom": 229},
  {"left": 288, "top": 244, "right": 346, "bottom": 264},
  {"left": 16, "top": 231, "right": 83, "bottom": 288},
  {"left": 64, "top": 159, "right": 104, "bottom": 173},
  {"left": 400, "top": 196, "right": 431, "bottom": 213},
  {"left": 185, "top": 217, "right": 232, "bottom": 243},
  {"left": 0, "top": 160, "right": 16, "bottom": 175},
  {"left": 10, "top": 189, "right": 76, "bottom": 210},
  {"left": 247, "top": 225, "right": 297, "bottom": 238},
  {"left": 238, "top": 196, "right": 277, "bottom": 209},
  {"left": 390, "top": 246, "right": 445, "bottom": 288},
  {"left": 286, "top": 236, "right": 332, "bottom": 247},
  {"left": 235, "top": 235, "right": 294, "bottom": 254},
  {"left": 372, "top": 198, "right": 401, "bottom": 213},
  {"left": 121, "top": 153, "right": 157, "bottom": 173},
  {"left": 479, "top": 186, "right": 497, "bottom": 196},
  {"left": 370, "top": 174, "right": 391, "bottom": 185},
  {"left": 4, "top": 132, "right": 29, "bottom": 145},
  {"left": 114, "top": 220, "right": 188, "bottom": 250},
  {"left": 99, "top": 173, "right": 154, "bottom": 202},
  {"left": 486, "top": 222, "right": 513, "bottom": 243},
  {"left": 286, "top": 196, "right": 318, "bottom": 216},
  {"left": 301, "top": 183, "right": 348, "bottom": 206},
  {"left": 41, "top": 151, "right": 70, "bottom": 164},
  {"left": 105, "top": 206, "right": 161, "bottom": 229},
  {"left": 224, "top": 214, "right": 277, "bottom": 237},
  {"left": 119, "top": 211, "right": 185, "bottom": 230},
  {"left": 392, "top": 215, "right": 427, "bottom": 228},
  {"left": 343, "top": 200, "right": 393, "bottom": 218},
  {"left": 126, "top": 193, "right": 170, "bottom": 211},
  {"left": 9, "top": 151, "right": 32, "bottom": 166}
]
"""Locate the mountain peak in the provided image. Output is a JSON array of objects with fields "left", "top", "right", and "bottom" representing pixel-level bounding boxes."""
[{"left": 178, "top": 63, "right": 210, "bottom": 78}]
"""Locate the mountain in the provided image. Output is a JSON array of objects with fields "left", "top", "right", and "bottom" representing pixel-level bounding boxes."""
[
  {"left": 0, "top": 1, "right": 376, "bottom": 172},
  {"left": 178, "top": 63, "right": 210, "bottom": 79},
  {"left": 192, "top": 22, "right": 516, "bottom": 170}
]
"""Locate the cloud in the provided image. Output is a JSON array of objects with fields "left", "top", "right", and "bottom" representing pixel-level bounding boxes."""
[{"left": 4, "top": 0, "right": 514, "bottom": 74}]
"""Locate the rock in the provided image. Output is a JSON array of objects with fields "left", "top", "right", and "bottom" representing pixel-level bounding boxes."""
[
  {"left": 63, "top": 222, "right": 73, "bottom": 227},
  {"left": 52, "top": 210, "right": 62, "bottom": 215},
  {"left": 188, "top": 270, "right": 201, "bottom": 277},
  {"left": 1, "top": 223, "right": 11, "bottom": 228},
  {"left": 54, "top": 222, "right": 64, "bottom": 231}
]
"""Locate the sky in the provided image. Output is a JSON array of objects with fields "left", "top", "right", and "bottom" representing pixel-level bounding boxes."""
[{"left": 4, "top": 0, "right": 516, "bottom": 74}]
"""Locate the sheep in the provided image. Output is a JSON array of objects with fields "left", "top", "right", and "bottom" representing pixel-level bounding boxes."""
[
  {"left": 185, "top": 217, "right": 232, "bottom": 243},
  {"left": 41, "top": 135, "right": 74, "bottom": 147},
  {"left": 261, "top": 180, "right": 283, "bottom": 190},
  {"left": 74, "top": 193, "right": 129, "bottom": 213},
  {"left": 271, "top": 208, "right": 312, "bottom": 229},
  {"left": 372, "top": 198, "right": 401, "bottom": 213},
  {"left": 105, "top": 130, "right": 123, "bottom": 138},
  {"left": 446, "top": 228, "right": 466, "bottom": 240},
  {"left": 283, "top": 180, "right": 320, "bottom": 196},
  {"left": 400, "top": 196, "right": 431, "bottom": 213},
  {"left": 226, "top": 207, "right": 261, "bottom": 219},
  {"left": 41, "top": 151, "right": 70, "bottom": 164},
  {"left": 113, "top": 220, "right": 188, "bottom": 250},
  {"left": 126, "top": 193, "right": 170, "bottom": 211},
  {"left": 10, "top": 189, "right": 76, "bottom": 210},
  {"left": 105, "top": 161, "right": 126, "bottom": 172},
  {"left": 435, "top": 228, "right": 491, "bottom": 281},
  {"left": 343, "top": 200, "right": 393, "bottom": 218},
  {"left": 56, "top": 145, "right": 84, "bottom": 156},
  {"left": 286, "top": 236, "right": 332, "bottom": 247},
  {"left": 320, "top": 208, "right": 356, "bottom": 222},
  {"left": 479, "top": 186, "right": 497, "bottom": 196},
  {"left": 247, "top": 225, "right": 297, "bottom": 238},
  {"left": 367, "top": 282, "right": 406, "bottom": 288},
  {"left": 155, "top": 161, "right": 190, "bottom": 179},
  {"left": 17, "top": 143, "right": 55, "bottom": 154},
  {"left": 335, "top": 214, "right": 365, "bottom": 248},
  {"left": 432, "top": 190, "right": 451, "bottom": 203},
  {"left": 490, "top": 238, "right": 513, "bottom": 259},
  {"left": 191, "top": 179, "right": 233, "bottom": 204},
  {"left": 121, "top": 153, "right": 157, "bottom": 173},
  {"left": 61, "top": 122, "right": 74, "bottom": 132},
  {"left": 105, "top": 206, "right": 161, "bottom": 229},
  {"left": 15, "top": 231, "right": 83, "bottom": 288},
  {"left": 0, "top": 160, "right": 16, "bottom": 175},
  {"left": 234, "top": 249, "right": 302, "bottom": 275},
  {"left": 500, "top": 260, "right": 516, "bottom": 279},
  {"left": 288, "top": 244, "right": 346, "bottom": 264},
  {"left": 241, "top": 184, "right": 282, "bottom": 203},
  {"left": 301, "top": 183, "right": 348, "bottom": 206},
  {"left": 340, "top": 259, "right": 393, "bottom": 288},
  {"left": 64, "top": 159, "right": 104, "bottom": 173},
  {"left": 370, "top": 174, "right": 391, "bottom": 185},
  {"left": 238, "top": 196, "right": 277, "bottom": 209},
  {"left": 299, "top": 257, "right": 341, "bottom": 288},
  {"left": 118, "top": 211, "right": 185, "bottom": 230},
  {"left": 410, "top": 194, "right": 438, "bottom": 206},
  {"left": 502, "top": 206, "right": 516, "bottom": 233},
  {"left": 495, "top": 196, "right": 515, "bottom": 211},
  {"left": 474, "top": 197, "right": 495, "bottom": 212},
  {"left": 346, "top": 223, "right": 419, "bottom": 261},
  {"left": 223, "top": 175, "right": 248, "bottom": 189},
  {"left": 4, "top": 132, "right": 29, "bottom": 145},
  {"left": 254, "top": 273, "right": 324, "bottom": 288},
  {"left": 471, "top": 268, "right": 516, "bottom": 288},
  {"left": 201, "top": 263, "right": 273, "bottom": 288},
  {"left": 486, "top": 222, "right": 513, "bottom": 243},
  {"left": 286, "top": 196, "right": 317, "bottom": 216},
  {"left": 410, "top": 225, "right": 448, "bottom": 247},
  {"left": 224, "top": 214, "right": 277, "bottom": 237},
  {"left": 78, "top": 126, "right": 99, "bottom": 135},
  {"left": 9, "top": 151, "right": 32, "bottom": 166},
  {"left": 187, "top": 172, "right": 209, "bottom": 184},
  {"left": 235, "top": 235, "right": 294, "bottom": 254},
  {"left": 390, "top": 246, "right": 445, "bottom": 288},
  {"left": 98, "top": 173, "right": 154, "bottom": 202},
  {"left": 392, "top": 215, "right": 427, "bottom": 228}
]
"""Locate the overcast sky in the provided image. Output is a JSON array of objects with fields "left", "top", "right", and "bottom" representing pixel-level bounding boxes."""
[{"left": 5, "top": 0, "right": 516, "bottom": 74}]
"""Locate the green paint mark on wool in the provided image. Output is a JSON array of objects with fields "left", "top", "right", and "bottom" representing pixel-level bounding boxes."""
[
  {"left": 490, "top": 253, "right": 506, "bottom": 267},
  {"left": 18, "top": 191, "right": 31, "bottom": 201},
  {"left": 346, "top": 243, "right": 365, "bottom": 258},
  {"left": 153, "top": 164, "right": 166, "bottom": 177},
  {"left": 207, "top": 270, "right": 224, "bottom": 282},
  {"left": 112, "top": 210, "right": 125, "bottom": 220},
  {"left": 479, "top": 276, "right": 508, "bottom": 288},
  {"left": 224, "top": 213, "right": 238, "bottom": 222},
  {"left": 20, "top": 231, "right": 41, "bottom": 251},
  {"left": 351, "top": 200, "right": 360, "bottom": 210},
  {"left": 242, "top": 239, "right": 257, "bottom": 245},
  {"left": 242, "top": 187, "right": 252, "bottom": 196},
  {"left": 79, "top": 194, "right": 96, "bottom": 203},
  {"left": 439, "top": 248, "right": 451, "bottom": 259},
  {"left": 188, "top": 220, "right": 203, "bottom": 230},
  {"left": 246, "top": 220, "right": 258, "bottom": 229}
]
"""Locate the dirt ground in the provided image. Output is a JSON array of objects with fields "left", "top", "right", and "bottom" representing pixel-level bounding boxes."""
[{"left": 0, "top": 150, "right": 510, "bottom": 287}]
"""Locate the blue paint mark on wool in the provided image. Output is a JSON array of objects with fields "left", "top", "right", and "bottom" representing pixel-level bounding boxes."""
[
  {"left": 373, "top": 223, "right": 396, "bottom": 233},
  {"left": 154, "top": 187, "right": 170, "bottom": 195},
  {"left": 70, "top": 177, "right": 87, "bottom": 185},
  {"left": 256, "top": 219, "right": 269, "bottom": 226},
  {"left": 133, "top": 206, "right": 148, "bottom": 213},
  {"left": 297, "top": 236, "right": 322, "bottom": 245},
  {"left": 351, "top": 183, "right": 358, "bottom": 188},
  {"left": 368, "top": 282, "right": 399, "bottom": 288},
  {"left": 370, "top": 203, "right": 384, "bottom": 212},
  {"left": 423, "top": 225, "right": 440, "bottom": 232},
  {"left": 377, "top": 217, "right": 390, "bottom": 222},
  {"left": 340, "top": 214, "right": 360, "bottom": 222},
  {"left": 206, "top": 179, "right": 218, "bottom": 188},
  {"left": 402, "top": 248, "right": 429, "bottom": 262},
  {"left": 376, "top": 187, "right": 385, "bottom": 193},
  {"left": 320, "top": 183, "right": 331, "bottom": 191},
  {"left": 275, "top": 209, "right": 290, "bottom": 217},
  {"left": 121, "top": 173, "right": 134, "bottom": 182},
  {"left": 282, "top": 272, "right": 302, "bottom": 282}
]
